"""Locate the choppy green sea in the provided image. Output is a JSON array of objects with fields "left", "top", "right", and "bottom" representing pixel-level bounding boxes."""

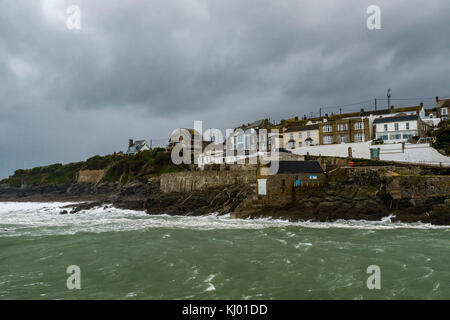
[{"left": 0, "top": 202, "right": 449, "bottom": 299}]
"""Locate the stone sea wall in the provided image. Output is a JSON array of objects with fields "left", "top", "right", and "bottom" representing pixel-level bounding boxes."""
[
  {"left": 160, "top": 171, "right": 256, "bottom": 193},
  {"left": 77, "top": 170, "right": 105, "bottom": 184}
]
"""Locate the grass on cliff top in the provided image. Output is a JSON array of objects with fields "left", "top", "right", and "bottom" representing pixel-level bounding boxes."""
[{"left": 1, "top": 148, "right": 187, "bottom": 187}]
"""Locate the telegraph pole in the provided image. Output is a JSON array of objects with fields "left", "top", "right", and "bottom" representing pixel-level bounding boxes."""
[
  {"left": 374, "top": 98, "right": 377, "bottom": 111},
  {"left": 387, "top": 89, "right": 391, "bottom": 109}
]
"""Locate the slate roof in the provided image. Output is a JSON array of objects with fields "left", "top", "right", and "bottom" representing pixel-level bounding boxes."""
[
  {"left": 127, "top": 140, "right": 148, "bottom": 154},
  {"left": 284, "top": 124, "right": 319, "bottom": 133},
  {"left": 271, "top": 160, "right": 324, "bottom": 174},
  {"left": 373, "top": 115, "right": 418, "bottom": 124}
]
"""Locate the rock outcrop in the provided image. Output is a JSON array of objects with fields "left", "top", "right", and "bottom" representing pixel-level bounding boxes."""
[{"left": 1, "top": 165, "right": 449, "bottom": 225}]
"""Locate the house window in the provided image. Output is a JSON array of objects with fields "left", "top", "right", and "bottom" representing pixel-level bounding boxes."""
[
  {"left": 290, "top": 133, "right": 294, "bottom": 140},
  {"left": 406, "top": 122, "right": 410, "bottom": 130},
  {"left": 354, "top": 133, "right": 364, "bottom": 142},
  {"left": 403, "top": 133, "right": 413, "bottom": 140},
  {"left": 338, "top": 134, "right": 348, "bottom": 143},
  {"left": 378, "top": 134, "right": 388, "bottom": 141},
  {"left": 354, "top": 122, "right": 364, "bottom": 130},
  {"left": 307, "top": 131, "right": 311, "bottom": 137},
  {"left": 442, "top": 108, "right": 448, "bottom": 116},
  {"left": 337, "top": 124, "right": 348, "bottom": 131},
  {"left": 305, "top": 140, "right": 311, "bottom": 147},
  {"left": 298, "top": 132, "right": 302, "bottom": 138},
  {"left": 394, "top": 123, "right": 399, "bottom": 131},
  {"left": 299, "top": 142, "right": 302, "bottom": 147},
  {"left": 323, "top": 136, "right": 333, "bottom": 144},
  {"left": 288, "top": 141, "right": 295, "bottom": 149},
  {"left": 323, "top": 125, "right": 332, "bottom": 133},
  {"left": 384, "top": 124, "right": 388, "bottom": 131},
  {"left": 390, "top": 134, "right": 401, "bottom": 140}
]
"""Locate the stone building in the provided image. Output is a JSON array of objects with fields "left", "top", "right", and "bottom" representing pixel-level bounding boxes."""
[
  {"left": 256, "top": 160, "right": 326, "bottom": 204},
  {"left": 319, "top": 117, "right": 370, "bottom": 145}
]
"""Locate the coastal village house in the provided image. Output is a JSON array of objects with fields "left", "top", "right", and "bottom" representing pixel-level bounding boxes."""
[
  {"left": 126, "top": 139, "right": 150, "bottom": 155},
  {"left": 168, "top": 128, "right": 205, "bottom": 152},
  {"left": 256, "top": 160, "right": 325, "bottom": 204},
  {"left": 168, "top": 128, "right": 209, "bottom": 164},
  {"left": 318, "top": 116, "right": 371, "bottom": 145},
  {"left": 374, "top": 114, "right": 429, "bottom": 143},
  {"left": 435, "top": 96, "right": 449, "bottom": 121},
  {"left": 228, "top": 119, "right": 273, "bottom": 153},
  {"left": 283, "top": 124, "right": 319, "bottom": 149}
]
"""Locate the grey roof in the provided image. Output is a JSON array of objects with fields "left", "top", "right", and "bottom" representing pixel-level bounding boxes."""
[
  {"left": 284, "top": 124, "right": 319, "bottom": 133},
  {"left": 248, "top": 119, "right": 265, "bottom": 128},
  {"left": 271, "top": 160, "right": 324, "bottom": 174},
  {"left": 360, "top": 109, "right": 391, "bottom": 116},
  {"left": 373, "top": 115, "right": 418, "bottom": 124}
]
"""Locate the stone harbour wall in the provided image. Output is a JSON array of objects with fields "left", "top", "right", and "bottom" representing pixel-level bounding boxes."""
[
  {"left": 77, "top": 170, "right": 105, "bottom": 184},
  {"left": 160, "top": 171, "right": 256, "bottom": 193}
]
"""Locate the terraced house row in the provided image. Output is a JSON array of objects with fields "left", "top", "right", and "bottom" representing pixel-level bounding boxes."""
[{"left": 279, "top": 97, "right": 449, "bottom": 150}]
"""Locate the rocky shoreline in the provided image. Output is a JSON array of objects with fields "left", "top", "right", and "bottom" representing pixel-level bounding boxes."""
[{"left": 1, "top": 165, "right": 449, "bottom": 225}]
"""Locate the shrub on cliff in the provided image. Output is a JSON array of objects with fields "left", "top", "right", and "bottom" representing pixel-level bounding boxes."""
[
  {"left": 432, "top": 120, "right": 450, "bottom": 155},
  {"left": 2, "top": 148, "right": 184, "bottom": 186}
]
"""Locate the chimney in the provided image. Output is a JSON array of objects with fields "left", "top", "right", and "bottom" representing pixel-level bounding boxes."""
[
  {"left": 420, "top": 102, "right": 423, "bottom": 107},
  {"left": 390, "top": 105, "right": 395, "bottom": 112},
  {"left": 360, "top": 108, "right": 364, "bottom": 113},
  {"left": 436, "top": 96, "right": 439, "bottom": 103},
  {"left": 325, "top": 113, "right": 329, "bottom": 118},
  {"left": 129, "top": 139, "right": 134, "bottom": 148}
]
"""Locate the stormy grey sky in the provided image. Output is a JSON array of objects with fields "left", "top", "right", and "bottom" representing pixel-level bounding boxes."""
[{"left": 1, "top": 0, "right": 449, "bottom": 178}]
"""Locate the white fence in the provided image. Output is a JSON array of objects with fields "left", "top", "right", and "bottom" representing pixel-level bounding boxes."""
[
  {"left": 371, "top": 143, "right": 450, "bottom": 166},
  {"left": 290, "top": 141, "right": 372, "bottom": 159},
  {"left": 197, "top": 141, "right": 450, "bottom": 167}
]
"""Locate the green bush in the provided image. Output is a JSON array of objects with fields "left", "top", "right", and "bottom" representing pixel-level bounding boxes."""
[
  {"left": 432, "top": 120, "right": 450, "bottom": 155},
  {"left": 2, "top": 148, "right": 184, "bottom": 186}
]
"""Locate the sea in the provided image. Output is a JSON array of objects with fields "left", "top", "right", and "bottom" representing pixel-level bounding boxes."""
[{"left": 0, "top": 202, "right": 449, "bottom": 300}]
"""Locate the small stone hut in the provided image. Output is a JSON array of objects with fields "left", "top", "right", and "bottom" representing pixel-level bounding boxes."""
[{"left": 256, "top": 160, "right": 326, "bottom": 204}]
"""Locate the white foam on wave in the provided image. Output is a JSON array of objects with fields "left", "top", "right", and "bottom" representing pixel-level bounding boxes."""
[{"left": 0, "top": 202, "right": 448, "bottom": 237}]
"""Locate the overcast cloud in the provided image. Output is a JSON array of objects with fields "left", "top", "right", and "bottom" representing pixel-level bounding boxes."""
[{"left": 1, "top": 0, "right": 449, "bottom": 178}]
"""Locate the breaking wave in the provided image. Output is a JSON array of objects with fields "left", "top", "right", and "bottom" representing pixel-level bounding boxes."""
[{"left": 0, "top": 202, "right": 448, "bottom": 238}]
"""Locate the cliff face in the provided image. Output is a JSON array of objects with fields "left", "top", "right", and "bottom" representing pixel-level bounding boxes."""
[
  {"left": 234, "top": 166, "right": 450, "bottom": 225},
  {"left": 1, "top": 165, "right": 449, "bottom": 225}
]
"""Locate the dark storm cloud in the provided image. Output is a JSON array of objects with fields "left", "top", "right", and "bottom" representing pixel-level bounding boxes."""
[{"left": 1, "top": 0, "right": 450, "bottom": 178}]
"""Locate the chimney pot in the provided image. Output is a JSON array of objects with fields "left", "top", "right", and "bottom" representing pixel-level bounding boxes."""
[
  {"left": 325, "top": 113, "right": 328, "bottom": 118},
  {"left": 390, "top": 106, "right": 395, "bottom": 112},
  {"left": 360, "top": 108, "right": 364, "bottom": 113},
  {"left": 129, "top": 139, "right": 134, "bottom": 148},
  {"left": 436, "top": 96, "right": 439, "bottom": 103}
]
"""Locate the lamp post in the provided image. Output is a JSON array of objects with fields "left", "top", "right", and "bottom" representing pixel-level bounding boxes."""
[{"left": 387, "top": 89, "right": 391, "bottom": 109}]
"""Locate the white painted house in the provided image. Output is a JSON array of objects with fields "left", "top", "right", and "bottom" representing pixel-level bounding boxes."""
[{"left": 373, "top": 115, "right": 425, "bottom": 143}]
